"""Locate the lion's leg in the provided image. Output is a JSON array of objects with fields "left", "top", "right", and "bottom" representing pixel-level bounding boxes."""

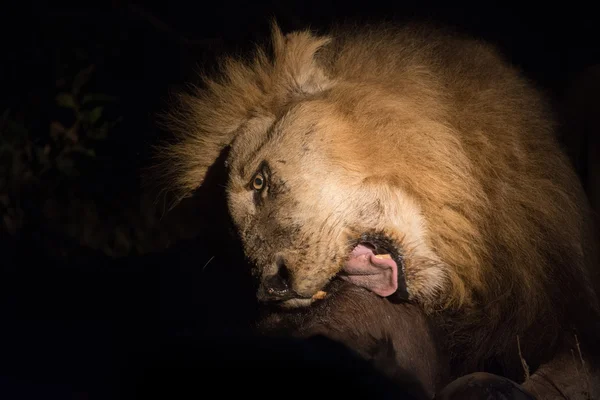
[
  {"left": 435, "top": 372, "right": 535, "bottom": 400},
  {"left": 435, "top": 335, "right": 600, "bottom": 400},
  {"left": 522, "top": 349, "right": 600, "bottom": 400}
]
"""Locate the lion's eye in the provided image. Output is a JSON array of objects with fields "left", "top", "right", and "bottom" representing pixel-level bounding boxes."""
[{"left": 252, "top": 173, "right": 265, "bottom": 191}]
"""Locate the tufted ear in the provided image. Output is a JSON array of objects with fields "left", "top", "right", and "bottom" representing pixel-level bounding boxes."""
[
  {"left": 146, "top": 21, "right": 333, "bottom": 209},
  {"left": 268, "top": 21, "right": 334, "bottom": 97}
]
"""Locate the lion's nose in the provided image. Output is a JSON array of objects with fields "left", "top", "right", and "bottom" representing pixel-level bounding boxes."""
[{"left": 262, "top": 257, "right": 294, "bottom": 301}]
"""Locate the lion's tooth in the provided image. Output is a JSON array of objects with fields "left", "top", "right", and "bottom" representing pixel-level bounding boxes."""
[
  {"left": 312, "top": 290, "right": 327, "bottom": 300},
  {"left": 374, "top": 254, "right": 392, "bottom": 259}
]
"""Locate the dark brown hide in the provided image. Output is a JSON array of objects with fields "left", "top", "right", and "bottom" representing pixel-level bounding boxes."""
[{"left": 256, "top": 280, "right": 451, "bottom": 400}]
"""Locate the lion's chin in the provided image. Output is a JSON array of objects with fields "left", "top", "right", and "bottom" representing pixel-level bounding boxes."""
[{"left": 278, "top": 297, "right": 316, "bottom": 309}]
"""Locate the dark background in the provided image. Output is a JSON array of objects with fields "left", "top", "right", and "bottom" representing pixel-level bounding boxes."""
[{"left": 1, "top": 1, "right": 599, "bottom": 399}]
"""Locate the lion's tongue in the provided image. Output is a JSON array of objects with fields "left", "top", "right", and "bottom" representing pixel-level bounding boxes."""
[{"left": 341, "top": 244, "right": 398, "bottom": 297}]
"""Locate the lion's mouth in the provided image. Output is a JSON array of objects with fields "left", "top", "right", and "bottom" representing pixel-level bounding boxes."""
[
  {"left": 339, "top": 233, "right": 408, "bottom": 299},
  {"left": 270, "top": 233, "right": 408, "bottom": 308}
]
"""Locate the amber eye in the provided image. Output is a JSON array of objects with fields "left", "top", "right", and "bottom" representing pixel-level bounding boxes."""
[{"left": 252, "top": 173, "right": 265, "bottom": 191}]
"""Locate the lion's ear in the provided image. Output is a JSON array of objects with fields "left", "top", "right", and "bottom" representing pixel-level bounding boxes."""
[{"left": 269, "top": 22, "right": 334, "bottom": 97}]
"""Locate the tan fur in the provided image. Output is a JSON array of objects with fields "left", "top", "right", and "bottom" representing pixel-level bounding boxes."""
[{"left": 151, "top": 21, "right": 600, "bottom": 389}]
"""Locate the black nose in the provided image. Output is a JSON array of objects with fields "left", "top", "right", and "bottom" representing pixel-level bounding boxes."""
[{"left": 262, "top": 257, "right": 294, "bottom": 301}]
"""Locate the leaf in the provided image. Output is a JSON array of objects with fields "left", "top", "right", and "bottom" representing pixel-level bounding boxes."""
[
  {"left": 88, "top": 127, "right": 108, "bottom": 140},
  {"left": 50, "top": 121, "right": 66, "bottom": 139},
  {"left": 87, "top": 121, "right": 109, "bottom": 140},
  {"left": 72, "top": 64, "right": 95, "bottom": 96},
  {"left": 82, "top": 93, "right": 117, "bottom": 104},
  {"left": 35, "top": 145, "right": 50, "bottom": 166},
  {"left": 90, "top": 107, "right": 103, "bottom": 124},
  {"left": 69, "top": 144, "right": 96, "bottom": 157},
  {"left": 56, "top": 93, "right": 77, "bottom": 109},
  {"left": 55, "top": 156, "right": 78, "bottom": 177}
]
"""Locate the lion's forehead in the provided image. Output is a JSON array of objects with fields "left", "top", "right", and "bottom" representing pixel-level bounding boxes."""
[{"left": 229, "top": 100, "right": 345, "bottom": 170}]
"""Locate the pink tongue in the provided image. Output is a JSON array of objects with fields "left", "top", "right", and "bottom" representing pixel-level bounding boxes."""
[{"left": 341, "top": 244, "right": 398, "bottom": 297}]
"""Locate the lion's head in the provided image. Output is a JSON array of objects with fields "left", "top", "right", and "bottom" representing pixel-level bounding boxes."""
[{"left": 150, "top": 23, "right": 465, "bottom": 310}]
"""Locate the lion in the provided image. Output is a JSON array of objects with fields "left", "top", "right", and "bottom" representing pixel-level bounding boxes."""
[{"left": 151, "top": 21, "right": 600, "bottom": 398}]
